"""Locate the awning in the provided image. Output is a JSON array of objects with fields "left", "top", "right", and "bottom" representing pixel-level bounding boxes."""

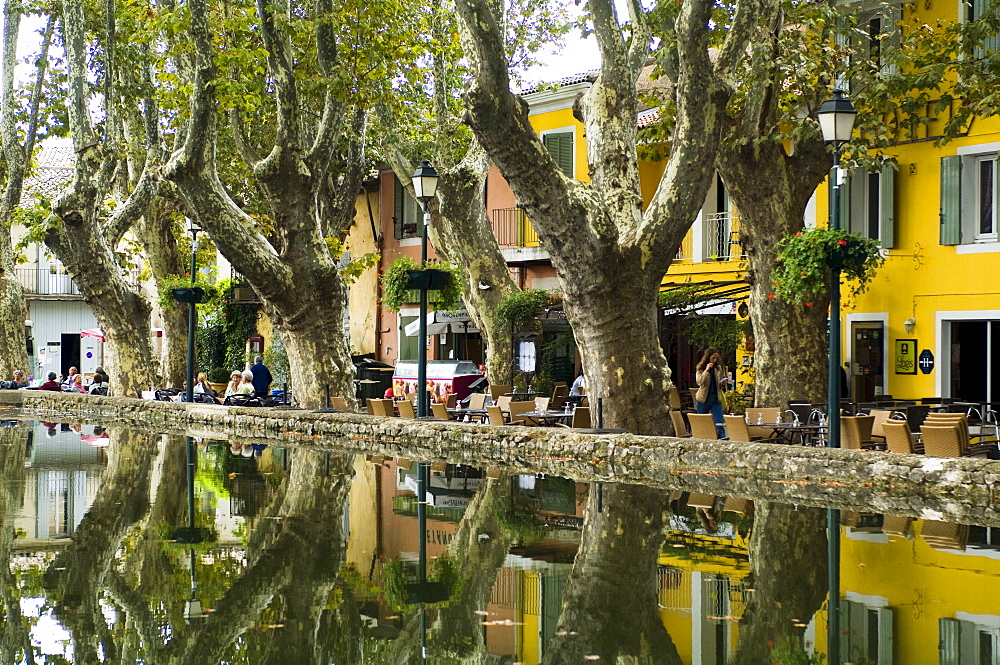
[
  {"left": 659, "top": 280, "right": 750, "bottom": 316},
  {"left": 81, "top": 328, "right": 105, "bottom": 342},
  {"left": 404, "top": 309, "right": 479, "bottom": 336}
]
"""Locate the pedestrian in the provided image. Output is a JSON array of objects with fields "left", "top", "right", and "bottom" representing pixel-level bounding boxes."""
[
  {"left": 249, "top": 355, "right": 273, "bottom": 398},
  {"left": 694, "top": 347, "right": 729, "bottom": 438}
]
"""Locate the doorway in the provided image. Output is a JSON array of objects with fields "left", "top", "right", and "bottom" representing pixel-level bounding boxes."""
[
  {"left": 60, "top": 333, "right": 81, "bottom": 379},
  {"left": 851, "top": 323, "right": 885, "bottom": 402},
  {"left": 949, "top": 320, "right": 1000, "bottom": 402}
]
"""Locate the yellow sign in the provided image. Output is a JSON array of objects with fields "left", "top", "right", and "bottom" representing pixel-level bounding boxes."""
[{"left": 895, "top": 339, "right": 917, "bottom": 375}]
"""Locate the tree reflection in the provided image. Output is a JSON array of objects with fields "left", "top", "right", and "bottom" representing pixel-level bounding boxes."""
[
  {"left": 730, "top": 502, "right": 828, "bottom": 665},
  {"left": 0, "top": 422, "right": 33, "bottom": 664},
  {"left": 542, "top": 484, "right": 683, "bottom": 665}
]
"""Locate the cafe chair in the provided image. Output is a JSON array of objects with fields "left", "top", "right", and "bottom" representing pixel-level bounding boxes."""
[
  {"left": 551, "top": 384, "right": 568, "bottom": 410},
  {"left": 396, "top": 400, "right": 416, "bottom": 419},
  {"left": 840, "top": 415, "right": 876, "bottom": 450},
  {"left": 431, "top": 402, "right": 452, "bottom": 420},
  {"left": 570, "top": 406, "right": 591, "bottom": 429},
  {"left": 668, "top": 387, "right": 682, "bottom": 411},
  {"left": 331, "top": 396, "right": 349, "bottom": 411},
  {"left": 882, "top": 421, "right": 917, "bottom": 454},
  {"left": 685, "top": 492, "right": 716, "bottom": 510},
  {"left": 507, "top": 401, "right": 537, "bottom": 425},
  {"left": 486, "top": 405, "right": 506, "bottom": 426},
  {"left": 722, "top": 497, "right": 754, "bottom": 515},
  {"left": 868, "top": 409, "right": 895, "bottom": 443},
  {"left": 467, "top": 393, "right": 488, "bottom": 410},
  {"left": 670, "top": 410, "right": 689, "bottom": 437},
  {"left": 490, "top": 384, "right": 512, "bottom": 401},
  {"left": 745, "top": 407, "right": 781, "bottom": 440},
  {"left": 535, "top": 396, "right": 550, "bottom": 411},
  {"left": 495, "top": 395, "right": 513, "bottom": 410},
  {"left": 687, "top": 413, "right": 721, "bottom": 440},
  {"left": 446, "top": 394, "right": 458, "bottom": 409},
  {"left": 370, "top": 399, "right": 395, "bottom": 417},
  {"left": 723, "top": 414, "right": 759, "bottom": 443}
]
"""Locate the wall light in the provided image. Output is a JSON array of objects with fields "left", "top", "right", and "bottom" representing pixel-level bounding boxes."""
[{"left": 903, "top": 318, "right": 916, "bottom": 334}]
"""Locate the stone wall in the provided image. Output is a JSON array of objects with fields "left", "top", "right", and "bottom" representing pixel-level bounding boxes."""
[{"left": 6, "top": 390, "right": 1000, "bottom": 525}]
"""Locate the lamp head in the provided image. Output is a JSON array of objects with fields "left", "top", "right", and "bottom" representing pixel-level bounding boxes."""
[
  {"left": 411, "top": 160, "right": 439, "bottom": 203},
  {"left": 186, "top": 218, "right": 202, "bottom": 235},
  {"left": 903, "top": 317, "right": 916, "bottom": 334},
  {"left": 818, "top": 89, "right": 857, "bottom": 145}
]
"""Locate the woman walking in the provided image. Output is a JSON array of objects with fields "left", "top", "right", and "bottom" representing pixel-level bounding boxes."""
[{"left": 695, "top": 347, "right": 729, "bottom": 438}]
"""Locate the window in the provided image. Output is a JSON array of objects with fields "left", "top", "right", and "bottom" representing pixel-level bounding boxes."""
[
  {"left": 541, "top": 129, "right": 574, "bottom": 178},
  {"left": 968, "top": 0, "right": 1000, "bottom": 58},
  {"left": 835, "top": 166, "right": 895, "bottom": 247},
  {"left": 840, "top": 599, "right": 893, "bottom": 664},
  {"left": 940, "top": 616, "right": 1000, "bottom": 665},
  {"left": 394, "top": 177, "right": 423, "bottom": 240},
  {"left": 939, "top": 152, "right": 1000, "bottom": 245}
]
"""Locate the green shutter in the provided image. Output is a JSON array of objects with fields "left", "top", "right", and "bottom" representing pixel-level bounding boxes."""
[
  {"left": 940, "top": 155, "right": 962, "bottom": 245},
  {"left": 839, "top": 599, "right": 852, "bottom": 664},
  {"left": 394, "top": 177, "right": 405, "bottom": 239},
  {"left": 828, "top": 167, "right": 851, "bottom": 231},
  {"left": 543, "top": 132, "right": 574, "bottom": 178},
  {"left": 877, "top": 607, "right": 894, "bottom": 665},
  {"left": 974, "top": 0, "right": 1000, "bottom": 56},
  {"left": 880, "top": 165, "right": 895, "bottom": 248},
  {"left": 939, "top": 618, "right": 960, "bottom": 665}
]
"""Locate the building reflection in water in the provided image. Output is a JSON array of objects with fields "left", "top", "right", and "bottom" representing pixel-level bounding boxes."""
[{"left": 4, "top": 423, "right": 1000, "bottom": 663}]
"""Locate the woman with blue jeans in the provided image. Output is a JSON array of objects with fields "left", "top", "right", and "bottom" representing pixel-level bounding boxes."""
[{"left": 694, "top": 347, "right": 728, "bottom": 438}]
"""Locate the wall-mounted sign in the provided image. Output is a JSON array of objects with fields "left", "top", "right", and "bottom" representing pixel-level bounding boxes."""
[
  {"left": 894, "top": 339, "right": 917, "bottom": 374},
  {"left": 919, "top": 349, "right": 935, "bottom": 374}
]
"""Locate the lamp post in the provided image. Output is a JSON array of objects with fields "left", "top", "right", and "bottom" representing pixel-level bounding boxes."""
[
  {"left": 184, "top": 219, "right": 201, "bottom": 404},
  {"left": 411, "top": 160, "right": 439, "bottom": 418},
  {"left": 817, "top": 88, "right": 856, "bottom": 665}
]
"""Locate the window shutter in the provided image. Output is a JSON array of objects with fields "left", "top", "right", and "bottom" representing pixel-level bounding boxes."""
[
  {"left": 829, "top": 168, "right": 851, "bottom": 230},
  {"left": 839, "top": 599, "right": 853, "bottom": 662},
  {"left": 880, "top": 165, "right": 895, "bottom": 248},
  {"left": 543, "top": 132, "right": 574, "bottom": 178},
  {"left": 877, "top": 607, "right": 894, "bottom": 665},
  {"left": 939, "top": 618, "right": 960, "bottom": 665},
  {"left": 394, "top": 177, "right": 405, "bottom": 240},
  {"left": 940, "top": 155, "right": 962, "bottom": 245}
]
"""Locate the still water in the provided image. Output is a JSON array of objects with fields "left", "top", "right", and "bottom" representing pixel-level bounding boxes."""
[{"left": 3, "top": 417, "right": 998, "bottom": 664}]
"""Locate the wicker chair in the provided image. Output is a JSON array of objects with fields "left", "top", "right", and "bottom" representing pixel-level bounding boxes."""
[
  {"left": 685, "top": 493, "right": 716, "bottom": 509},
  {"left": 920, "top": 424, "right": 965, "bottom": 457},
  {"left": 723, "top": 415, "right": 757, "bottom": 443},
  {"left": 396, "top": 400, "right": 416, "bottom": 419},
  {"left": 868, "top": 409, "right": 896, "bottom": 443},
  {"left": 920, "top": 520, "right": 969, "bottom": 551},
  {"left": 840, "top": 415, "right": 876, "bottom": 450},
  {"left": 495, "top": 395, "right": 512, "bottom": 410},
  {"left": 670, "top": 410, "right": 689, "bottom": 437},
  {"left": 489, "top": 384, "right": 512, "bottom": 401},
  {"left": 688, "top": 413, "right": 720, "bottom": 440},
  {"left": 746, "top": 407, "right": 781, "bottom": 440},
  {"left": 882, "top": 421, "right": 916, "bottom": 454},
  {"left": 431, "top": 402, "right": 451, "bottom": 420},
  {"left": 486, "top": 405, "right": 506, "bottom": 426},
  {"left": 370, "top": 398, "right": 395, "bottom": 417},
  {"left": 331, "top": 396, "right": 349, "bottom": 411},
  {"left": 507, "top": 400, "right": 537, "bottom": 425},
  {"left": 881, "top": 515, "right": 912, "bottom": 539},
  {"left": 446, "top": 393, "right": 458, "bottom": 409},
  {"left": 570, "top": 406, "right": 591, "bottom": 428},
  {"left": 467, "top": 393, "right": 488, "bottom": 409},
  {"left": 535, "top": 396, "right": 550, "bottom": 411},
  {"left": 551, "top": 384, "right": 568, "bottom": 410}
]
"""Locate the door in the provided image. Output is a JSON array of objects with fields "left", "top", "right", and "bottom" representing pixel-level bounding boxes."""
[
  {"left": 60, "top": 333, "right": 81, "bottom": 378},
  {"left": 949, "top": 320, "right": 1000, "bottom": 402},
  {"left": 852, "top": 323, "right": 885, "bottom": 402}
]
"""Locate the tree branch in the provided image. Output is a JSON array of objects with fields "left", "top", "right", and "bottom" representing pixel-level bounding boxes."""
[
  {"left": 256, "top": 0, "right": 297, "bottom": 149},
  {"left": 305, "top": 0, "right": 345, "bottom": 169}
]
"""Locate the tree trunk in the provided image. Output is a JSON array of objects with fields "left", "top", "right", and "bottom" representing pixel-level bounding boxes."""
[
  {"left": 729, "top": 503, "right": 829, "bottom": 664},
  {"left": 543, "top": 484, "right": 682, "bottom": 665},
  {"left": 719, "top": 140, "right": 831, "bottom": 407},
  {"left": 137, "top": 203, "right": 188, "bottom": 387},
  {"left": 0, "top": 424, "right": 31, "bottom": 664}
]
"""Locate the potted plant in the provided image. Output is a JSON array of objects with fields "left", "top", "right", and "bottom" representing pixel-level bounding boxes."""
[
  {"left": 771, "top": 227, "right": 884, "bottom": 304},
  {"left": 207, "top": 367, "right": 230, "bottom": 395},
  {"left": 380, "top": 257, "right": 462, "bottom": 312}
]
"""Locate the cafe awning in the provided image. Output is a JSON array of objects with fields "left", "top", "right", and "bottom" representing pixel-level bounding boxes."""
[
  {"left": 404, "top": 309, "right": 479, "bottom": 336},
  {"left": 80, "top": 328, "right": 105, "bottom": 341}
]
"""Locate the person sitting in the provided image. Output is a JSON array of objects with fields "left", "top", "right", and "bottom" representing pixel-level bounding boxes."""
[
  {"left": 39, "top": 372, "right": 62, "bottom": 391},
  {"left": 238, "top": 370, "right": 255, "bottom": 395},
  {"left": 66, "top": 374, "right": 86, "bottom": 393},
  {"left": 61, "top": 366, "right": 79, "bottom": 390},
  {"left": 11, "top": 370, "right": 27, "bottom": 389},
  {"left": 194, "top": 372, "right": 221, "bottom": 404},
  {"left": 224, "top": 370, "right": 243, "bottom": 398},
  {"left": 88, "top": 373, "right": 110, "bottom": 395}
]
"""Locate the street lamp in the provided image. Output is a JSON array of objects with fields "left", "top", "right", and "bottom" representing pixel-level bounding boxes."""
[
  {"left": 184, "top": 219, "right": 201, "bottom": 404},
  {"left": 817, "top": 87, "right": 856, "bottom": 665},
  {"left": 411, "top": 160, "right": 439, "bottom": 418}
]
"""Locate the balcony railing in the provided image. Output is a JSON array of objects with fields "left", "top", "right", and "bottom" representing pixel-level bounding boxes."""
[
  {"left": 704, "top": 212, "right": 744, "bottom": 261},
  {"left": 16, "top": 268, "right": 81, "bottom": 296},
  {"left": 491, "top": 207, "right": 540, "bottom": 249}
]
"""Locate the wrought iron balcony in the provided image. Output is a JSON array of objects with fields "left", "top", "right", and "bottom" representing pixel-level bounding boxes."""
[
  {"left": 16, "top": 267, "right": 81, "bottom": 296},
  {"left": 704, "top": 212, "right": 744, "bottom": 261}
]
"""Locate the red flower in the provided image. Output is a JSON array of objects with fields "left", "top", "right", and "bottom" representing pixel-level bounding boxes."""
[
  {"left": 805, "top": 302, "right": 814, "bottom": 307},
  {"left": 838, "top": 240, "right": 848, "bottom": 246},
  {"left": 221, "top": 313, "right": 227, "bottom": 317},
  {"left": 796, "top": 232, "right": 802, "bottom": 236},
  {"left": 767, "top": 294, "right": 775, "bottom": 300}
]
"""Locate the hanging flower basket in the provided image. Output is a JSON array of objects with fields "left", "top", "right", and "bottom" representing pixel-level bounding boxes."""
[
  {"left": 381, "top": 257, "right": 462, "bottom": 312},
  {"left": 772, "top": 228, "right": 884, "bottom": 304}
]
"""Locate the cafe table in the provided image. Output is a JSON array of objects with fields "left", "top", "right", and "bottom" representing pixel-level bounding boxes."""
[
  {"left": 757, "top": 422, "right": 827, "bottom": 446},
  {"left": 447, "top": 407, "right": 489, "bottom": 423},
  {"left": 519, "top": 410, "right": 574, "bottom": 427}
]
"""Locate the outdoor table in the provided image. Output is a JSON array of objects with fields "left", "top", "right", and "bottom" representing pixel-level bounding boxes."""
[
  {"left": 448, "top": 407, "right": 489, "bottom": 423},
  {"left": 757, "top": 422, "right": 827, "bottom": 446},
  {"left": 519, "top": 410, "right": 574, "bottom": 427},
  {"left": 505, "top": 392, "right": 540, "bottom": 401}
]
